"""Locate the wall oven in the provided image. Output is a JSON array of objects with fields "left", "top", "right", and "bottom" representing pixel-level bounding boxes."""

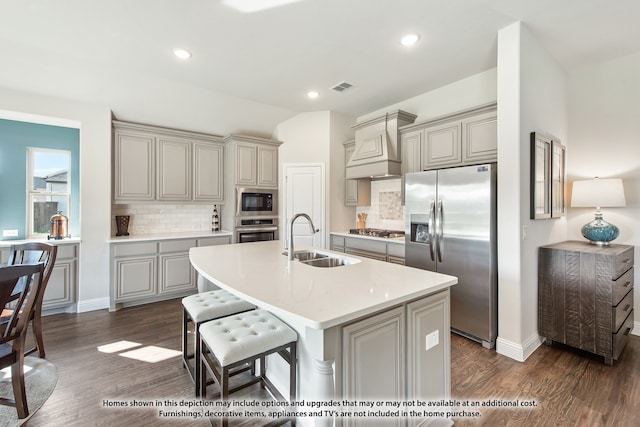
[
  {"left": 235, "top": 218, "right": 279, "bottom": 243},
  {"left": 236, "top": 188, "right": 278, "bottom": 217}
]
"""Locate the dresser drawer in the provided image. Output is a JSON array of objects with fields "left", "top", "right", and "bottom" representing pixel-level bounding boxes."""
[
  {"left": 614, "top": 246, "right": 634, "bottom": 279},
  {"left": 613, "top": 309, "right": 633, "bottom": 361},
  {"left": 614, "top": 289, "right": 633, "bottom": 332},
  {"left": 613, "top": 267, "right": 633, "bottom": 306}
]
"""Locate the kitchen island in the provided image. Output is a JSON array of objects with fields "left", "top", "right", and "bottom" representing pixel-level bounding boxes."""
[{"left": 189, "top": 240, "right": 457, "bottom": 426}]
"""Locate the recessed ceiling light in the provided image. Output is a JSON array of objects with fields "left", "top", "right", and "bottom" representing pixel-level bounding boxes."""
[
  {"left": 173, "top": 48, "right": 192, "bottom": 60},
  {"left": 400, "top": 34, "right": 420, "bottom": 46},
  {"left": 307, "top": 91, "right": 319, "bottom": 99},
  {"left": 222, "top": 0, "right": 302, "bottom": 13}
]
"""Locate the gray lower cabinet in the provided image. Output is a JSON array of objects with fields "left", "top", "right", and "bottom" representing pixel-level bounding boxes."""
[
  {"left": 331, "top": 234, "right": 404, "bottom": 265},
  {"left": 342, "top": 289, "right": 450, "bottom": 427},
  {"left": 110, "top": 235, "right": 230, "bottom": 308},
  {"left": 343, "top": 306, "right": 405, "bottom": 427},
  {"left": 538, "top": 240, "right": 634, "bottom": 365},
  {"left": 43, "top": 243, "right": 78, "bottom": 310},
  {"left": 1, "top": 243, "right": 78, "bottom": 311}
]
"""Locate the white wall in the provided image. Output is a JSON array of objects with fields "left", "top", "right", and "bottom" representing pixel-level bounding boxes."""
[
  {"left": 496, "top": 22, "right": 569, "bottom": 361},
  {"left": 329, "top": 111, "right": 358, "bottom": 233},
  {"left": 359, "top": 69, "right": 498, "bottom": 124},
  {"left": 0, "top": 86, "right": 112, "bottom": 311},
  {"left": 274, "top": 111, "right": 355, "bottom": 247},
  {"left": 567, "top": 51, "right": 640, "bottom": 333}
]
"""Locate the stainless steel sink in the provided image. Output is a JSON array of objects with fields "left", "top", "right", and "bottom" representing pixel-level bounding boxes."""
[
  {"left": 283, "top": 250, "right": 359, "bottom": 267},
  {"left": 283, "top": 250, "right": 329, "bottom": 261},
  {"left": 300, "top": 257, "right": 357, "bottom": 268}
]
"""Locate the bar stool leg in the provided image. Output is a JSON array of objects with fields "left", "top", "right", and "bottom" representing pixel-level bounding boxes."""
[
  {"left": 290, "top": 343, "right": 297, "bottom": 402},
  {"left": 182, "top": 308, "right": 189, "bottom": 370}
]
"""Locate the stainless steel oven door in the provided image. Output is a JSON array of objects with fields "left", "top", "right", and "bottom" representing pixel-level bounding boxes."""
[{"left": 235, "top": 225, "right": 278, "bottom": 243}]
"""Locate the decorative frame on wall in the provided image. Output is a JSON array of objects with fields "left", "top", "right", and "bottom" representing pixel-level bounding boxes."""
[
  {"left": 530, "top": 132, "right": 565, "bottom": 220},
  {"left": 551, "top": 140, "right": 566, "bottom": 218}
]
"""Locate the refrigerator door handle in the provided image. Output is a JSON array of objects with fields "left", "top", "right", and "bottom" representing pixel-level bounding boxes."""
[
  {"left": 436, "top": 199, "right": 443, "bottom": 262},
  {"left": 428, "top": 200, "right": 436, "bottom": 261}
]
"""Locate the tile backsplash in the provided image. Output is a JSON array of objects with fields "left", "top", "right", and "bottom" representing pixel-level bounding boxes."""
[
  {"left": 356, "top": 178, "right": 405, "bottom": 231},
  {"left": 111, "top": 203, "right": 222, "bottom": 235}
]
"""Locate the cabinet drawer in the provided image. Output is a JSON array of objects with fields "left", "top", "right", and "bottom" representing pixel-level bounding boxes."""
[
  {"left": 56, "top": 244, "right": 77, "bottom": 259},
  {"left": 614, "top": 289, "right": 634, "bottom": 333},
  {"left": 613, "top": 309, "right": 633, "bottom": 361},
  {"left": 614, "top": 246, "right": 634, "bottom": 279},
  {"left": 346, "top": 238, "right": 386, "bottom": 254},
  {"left": 197, "top": 236, "right": 230, "bottom": 247},
  {"left": 388, "top": 243, "right": 404, "bottom": 258},
  {"left": 159, "top": 239, "right": 196, "bottom": 253},
  {"left": 113, "top": 242, "right": 157, "bottom": 257},
  {"left": 331, "top": 235, "right": 345, "bottom": 249},
  {"left": 346, "top": 249, "right": 387, "bottom": 262},
  {"left": 613, "top": 267, "right": 633, "bottom": 306}
]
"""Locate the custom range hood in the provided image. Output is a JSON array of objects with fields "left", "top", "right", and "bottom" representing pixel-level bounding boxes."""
[{"left": 346, "top": 110, "right": 417, "bottom": 179}]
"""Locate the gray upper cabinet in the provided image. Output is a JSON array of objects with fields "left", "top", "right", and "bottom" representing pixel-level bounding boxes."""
[
  {"left": 423, "top": 121, "right": 462, "bottom": 168},
  {"left": 235, "top": 142, "right": 258, "bottom": 186},
  {"left": 343, "top": 140, "right": 371, "bottom": 206},
  {"left": 224, "top": 135, "right": 282, "bottom": 188},
  {"left": 401, "top": 130, "right": 422, "bottom": 175},
  {"left": 462, "top": 110, "right": 498, "bottom": 163},
  {"left": 193, "top": 142, "right": 224, "bottom": 202},
  {"left": 114, "top": 130, "right": 156, "bottom": 201},
  {"left": 258, "top": 145, "right": 278, "bottom": 187},
  {"left": 157, "top": 137, "right": 191, "bottom": 201},
  {"left": 400, "top": 103, "right": 497, "bottom": 173},
  {"left": 113, "top": 121, "right": 224, "bottom": 203}
]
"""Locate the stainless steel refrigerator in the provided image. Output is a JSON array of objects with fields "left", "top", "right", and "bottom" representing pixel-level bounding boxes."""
[{"left": 405, "top": 164, "right": 497, "bottom": 348}]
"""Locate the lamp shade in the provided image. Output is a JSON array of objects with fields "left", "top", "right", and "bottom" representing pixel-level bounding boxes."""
[{"left": 570, "top": 178, "right": 626, "bottom": 208}]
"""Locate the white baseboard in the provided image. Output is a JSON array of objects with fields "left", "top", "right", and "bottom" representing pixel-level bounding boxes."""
[
  {"left": 77, "top": 297, "right": 110, "bottom": 313},
  {"left": 496, "top": 332, "right": 543, "bottom": 362},
  {"left": 633, "top": 320, "right": 640, "bottom": 336}
]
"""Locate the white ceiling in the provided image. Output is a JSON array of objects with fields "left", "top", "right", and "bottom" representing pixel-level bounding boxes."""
[{"left": 1, "top": 0, "right": 640, "bottom": 136}]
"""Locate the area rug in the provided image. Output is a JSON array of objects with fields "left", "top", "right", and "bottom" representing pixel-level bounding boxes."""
[{"left": 0, "top": 356, "right": 58, "bottom": 427}]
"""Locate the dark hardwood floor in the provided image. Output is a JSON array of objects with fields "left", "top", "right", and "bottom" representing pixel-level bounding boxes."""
[{"left": 24, "top": 298, "right": 639, "bottom": 426}]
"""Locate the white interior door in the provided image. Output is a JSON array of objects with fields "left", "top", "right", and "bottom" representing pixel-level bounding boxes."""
[{"left": 284, "top": 164, "right": 325, "bottom": 249}]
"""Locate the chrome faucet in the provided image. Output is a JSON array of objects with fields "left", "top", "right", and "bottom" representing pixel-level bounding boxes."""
[{"left": 286, "top": 213, "right": 319, "bottom": 260}]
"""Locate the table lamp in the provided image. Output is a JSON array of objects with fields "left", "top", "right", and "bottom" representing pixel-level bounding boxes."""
[{"left": 570, "top": 178, "right": 626, "bottom": 245}]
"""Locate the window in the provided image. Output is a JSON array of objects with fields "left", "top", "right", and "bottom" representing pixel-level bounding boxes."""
[{"left": 28, "top": 148, "right": 71, "bottom": 237}]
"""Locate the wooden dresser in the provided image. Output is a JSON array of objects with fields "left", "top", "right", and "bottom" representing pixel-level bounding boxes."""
[{"left": 538, "top": 240, "right": 634, "bottom": 365}]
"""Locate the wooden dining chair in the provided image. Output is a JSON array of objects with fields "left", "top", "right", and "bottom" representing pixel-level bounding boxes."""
[
  {"left": 0, "top": 263, "right": 45, "bottom": 419},
  {"left": 6, "top": 242, "right": 57, "bottom": 358}
]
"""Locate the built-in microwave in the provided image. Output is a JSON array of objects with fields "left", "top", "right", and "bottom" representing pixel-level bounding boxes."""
[{"left": 236, "top": 188, "right": 278, "bottom": 217}]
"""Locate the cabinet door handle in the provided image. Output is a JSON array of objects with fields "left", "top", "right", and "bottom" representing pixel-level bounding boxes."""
[
  {"left": 623, "top": 304, "right": 631, "bottom": 312},
  {"left": 624, "top": 327, "right": 632, "bottom": 337},
  {"left": 622, "top": 281, "right": 631, "bottom": 288}
]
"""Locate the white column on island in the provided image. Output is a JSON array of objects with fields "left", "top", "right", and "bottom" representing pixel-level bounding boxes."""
[{"left": 313, "top": 358, "right": 336, "bottom": 427}]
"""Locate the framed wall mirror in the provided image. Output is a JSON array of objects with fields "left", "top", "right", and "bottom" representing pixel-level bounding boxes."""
[
  {"left": 530, "top": 132, "right": 552, "bottom": 219},
  {"left": 551, "top": 140, "right": 566, "bottom": 218}
]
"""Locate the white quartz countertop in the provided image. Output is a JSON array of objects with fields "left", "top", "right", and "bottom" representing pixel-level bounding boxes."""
[
  {"left": 0, "top": 237, "right": 81, "bottom": 248},
  {"left": 330, "top": 231, "right": 405, "bottom": 244},
  {"left": 107, "top": 230, "right": 232, "bottom": 243},
  {"left": 189, "top": 240, "right": 456, "bottom": 330}
]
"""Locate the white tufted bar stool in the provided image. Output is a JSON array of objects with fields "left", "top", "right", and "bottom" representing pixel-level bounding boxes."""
[
  {"left": 182, "top": 289, "right": 254, "bottom": 396},
  {"left": 199, "top": 309, "right": 297, "bottom": 426}
]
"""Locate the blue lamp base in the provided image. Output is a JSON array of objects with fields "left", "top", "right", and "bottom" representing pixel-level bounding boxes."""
[{"left": 581, "top": 212, "right": 619, "bottom": 245}]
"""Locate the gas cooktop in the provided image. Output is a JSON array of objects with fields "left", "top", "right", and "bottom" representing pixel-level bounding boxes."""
[{"left": 348, "top": 228, "right": 405, "bottom": 238}]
